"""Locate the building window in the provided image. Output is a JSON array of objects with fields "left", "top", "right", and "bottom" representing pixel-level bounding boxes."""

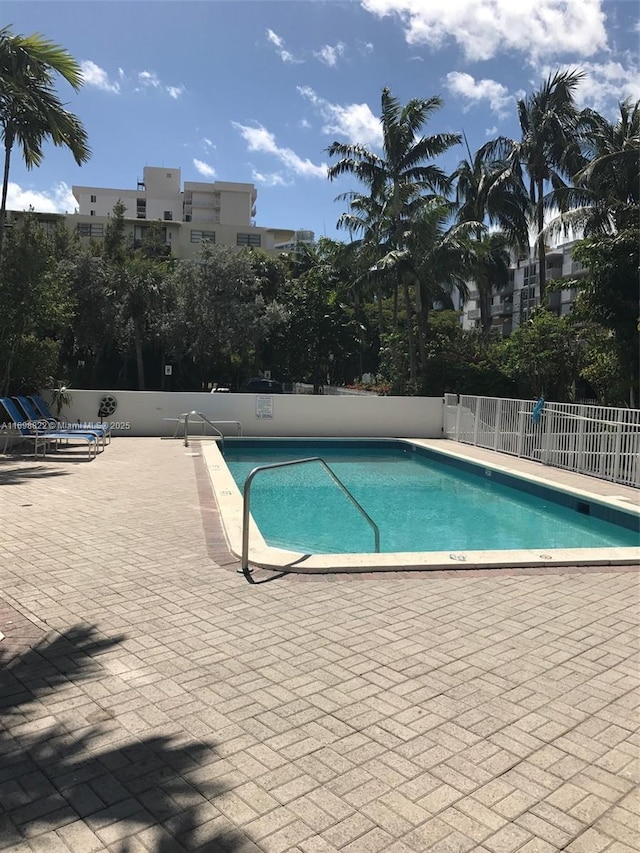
[
  {"left": 237, "top": 233, "right": 261, "bottom": 247},
  {"left": 163, "top": 211, "right": 173, "bottom": 221},
  {"left": 77, "top": 223, "right": 104, "bottom": 237},
  {"left": 90, "top": 194, "right": 97, "bottom": 203},
  {"left": 523, "top": 264, "right": 538, "bottom": 287},
  {"left": 190, "top": 230, "right": 216, "bottom": 243},
  {"left": 90, "top": 210, "right": 95, "bottom": 216},
  {"left": 136, "top": 198, "right": 146, "bottom": 219},
  {"left": 133, "top": 225, "right": 167, "bottom": 243}
]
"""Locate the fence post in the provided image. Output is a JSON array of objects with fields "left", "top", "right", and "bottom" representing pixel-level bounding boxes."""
[
  {"left": 612, "top": 414, "right": 622, "bottom": 483},
  {"left": 516, "top": 407, "right": 525, "bottom": 458},
  {"left": 455, "top": 397, "right": 461, "bottom": 440},
  {"left": 577, "top": 405, "right": 586, "bottom": 474},
  {"left": 473, "top": 398, "right": 480, "bottom": 446},
  {"left": 542, "top": 404, "right": 553, "bottom": 465},
  {"left": 493, "top": 398, "right": 502, "bottom": 451}
]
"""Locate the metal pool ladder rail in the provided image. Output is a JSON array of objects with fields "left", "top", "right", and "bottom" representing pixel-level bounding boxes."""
[
  {"left": 163, "top": 411, "right": 243, "bottom": 447},
  {"left": 241, "top": 457, "right": 380, "bottom": 573}
]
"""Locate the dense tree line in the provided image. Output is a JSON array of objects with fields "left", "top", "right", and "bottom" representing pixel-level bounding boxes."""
[{"left": 0, "top": 26, "right": 638, "bottom": 404}]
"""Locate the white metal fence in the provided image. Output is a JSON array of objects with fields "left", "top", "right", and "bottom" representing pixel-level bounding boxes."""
[{"left": 444, "top": 394, "right": 640, "bottom": 488}]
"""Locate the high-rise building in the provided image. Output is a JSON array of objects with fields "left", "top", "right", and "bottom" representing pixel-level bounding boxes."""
[
  {"left": 7, "top": 166, "right": 298, "bottom": 257},
  {"left": 461, "top": 241, "right": 589, "bottom": 336}
]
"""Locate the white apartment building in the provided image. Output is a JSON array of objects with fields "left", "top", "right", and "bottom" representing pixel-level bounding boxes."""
[
  {"left": 7, "top": 166, "right": 296, "bottom": 258},
  {"left": 461, "top": 241, "right": 589, "bottom": 336},
  {"left": 274, "top": 229, "right": 316, "bottom": 252}
]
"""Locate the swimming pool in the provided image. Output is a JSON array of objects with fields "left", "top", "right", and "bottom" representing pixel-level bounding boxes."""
[{"left": 204, "top": 438, "right": 640, "bottom": 570}]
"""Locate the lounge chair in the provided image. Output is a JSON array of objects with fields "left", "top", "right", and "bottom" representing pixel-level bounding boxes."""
[
  {"left": 27, "top": 394, "right": 111, "bottom": 444},
  {"left": 0, "top": 397, "right": 99, "bottom": 461},
  {"left": 16, "top": 396, "right": 110, "bottom": 448}
]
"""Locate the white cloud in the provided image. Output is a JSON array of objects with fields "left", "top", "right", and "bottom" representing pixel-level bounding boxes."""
[
  {"left": 297, "top": 86, "right": 383, "bottom": 148},
  {"left": 361, "top": 0, "right": 608, "bottom": 62},
  {"left": 299, "top": 118, "right": 311, "bottom": 129},
  {"left": 445, "top": 72, "right": 512, "bottom": 117},
  {"left": 138, "top": 70, "right": 161, "bottom": 89},
  {"left": 80, "top": 60, "right": 120, "bottom": 93},
  {"left": 6, "top": 181, "right": 76, "bottom": 214},
  {"left": 265, "top": 28, "right": 303, "bottom": 64},
  {"left": 314, "top": 42, "right": 346, "bottom": 67},
  {"left": 80, "top": 62, "right": 183, "bottom": 99},
  {"left": 266, "top": 28, "right": 285, "bottom": 49},
  {"left": 202, "top": 137, "right": 215, "bottom": 149},
  {"left": 193, "top": 159, "right": 216, "bottom": 178},
  {"left": 136, "top": 70, "right": 184, "bottom": 99},
  {"left": 232, "top": 122, "right": 327, "bottom": 179},
  {"left": 251, "top": 170, "right": 291, "bottom": 187}
]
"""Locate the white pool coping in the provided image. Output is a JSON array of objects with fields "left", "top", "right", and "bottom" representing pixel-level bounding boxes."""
[{"left": 202, "top": 438, "right": 640, "bottom": 572}]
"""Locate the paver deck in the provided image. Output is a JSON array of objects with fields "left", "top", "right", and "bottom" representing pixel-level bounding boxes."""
[{"left": 0, "top": 438, "right": 638, "bottom": 853}]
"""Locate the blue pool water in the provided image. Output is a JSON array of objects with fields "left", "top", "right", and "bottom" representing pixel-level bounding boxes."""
[{"left": 223, "top": 440, "right": 640, "bottom": 554}]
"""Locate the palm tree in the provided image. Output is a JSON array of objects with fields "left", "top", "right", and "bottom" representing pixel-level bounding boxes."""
[
  {"left": 467, "top": 232, "right": 512, "bottom": 337},
  {"left": 0, "top": 26, "right": 90, "bottom": 250},
  {"left": 482, "top": 70, "right": 587, "bottom": 303},
  {"left": 453, "top": 138, "right": 528, "bottom": 336},
  {"left": 328, "top": 87, "right": 461, "bottom": 383},
  {"left": 550, "top": 99, "right": 640, "bottom": 237}
]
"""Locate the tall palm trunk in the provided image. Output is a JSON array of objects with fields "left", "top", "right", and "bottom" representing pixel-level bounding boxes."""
[
  {"left": 414, "top": 277, "right": 428, "bottom": 373},
  {"left": 479, "top": 288, "right": 492, "bottom": 337},
  {"left": 376, "top": 287, "right": 385, "bottom": 337},
  {"left": 536, "top": 178, "right": 547, "bottom": 304},
  {"left": 1, "top": 318, "right": 22, "bottom": 395},
  {"left": 0, "top": 139, "right": 13, "bottom": 252},
  {"left": 402, "top": 275, "right": 417, "bottom": 384},
  {"left": 134, "top": 325, "right": 146, "bottom": 390},
  {"left": 1, "top": 348, "right": 14, "bottom": 395}
]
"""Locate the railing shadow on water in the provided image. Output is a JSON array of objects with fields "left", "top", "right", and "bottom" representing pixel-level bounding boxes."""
[{"left": 0, "top": 625, "right": 251, "bottom": 852}]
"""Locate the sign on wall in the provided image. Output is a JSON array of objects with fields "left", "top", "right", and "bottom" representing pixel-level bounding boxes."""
[{"left": 256, "top": 396, "right": 273, "bottom": 419}]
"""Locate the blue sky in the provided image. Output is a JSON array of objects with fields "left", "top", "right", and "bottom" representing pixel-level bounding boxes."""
[{"left": 4, "top": 0, "right": 639, "bottom": 240}]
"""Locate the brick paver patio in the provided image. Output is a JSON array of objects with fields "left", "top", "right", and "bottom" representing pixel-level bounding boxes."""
[{"left": 0, "top": 438, "right": 638, "bottom": 853}]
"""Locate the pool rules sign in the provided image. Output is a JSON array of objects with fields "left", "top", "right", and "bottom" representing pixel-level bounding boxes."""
[{"left": 256, "top": 395, "right": 273, "bottom": 419}]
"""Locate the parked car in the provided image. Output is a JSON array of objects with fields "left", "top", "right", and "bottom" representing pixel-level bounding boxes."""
[{"left": 239, "top": 378, "right": 284, "bottom": 393}]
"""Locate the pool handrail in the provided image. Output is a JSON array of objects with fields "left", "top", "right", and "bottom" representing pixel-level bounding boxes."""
[
  {"left": 163, "top": 410, "right": 243, "bottom": 447},
  {"left": 241, "top": 457, "right": 381, "bottom": 573}
]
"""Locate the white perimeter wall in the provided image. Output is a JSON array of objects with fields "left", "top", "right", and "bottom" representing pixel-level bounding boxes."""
[{"left": 54, "top": 390, "right": 444, "bottom": 438}]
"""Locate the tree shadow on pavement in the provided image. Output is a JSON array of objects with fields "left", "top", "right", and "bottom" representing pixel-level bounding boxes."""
[
  {"left": 0, "top": 626, "right": 252, "bottom": 852},
  {"left": 0, "top": 459, "right": 72, "bottom": 484}
]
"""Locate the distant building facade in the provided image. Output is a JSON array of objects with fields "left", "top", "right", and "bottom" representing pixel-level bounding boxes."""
[
  {"left": 7, "top": 166, "right": 299, "bottom": 258},
  {"left": 274, "top": 229, "right": 316, "bottom": 252},
  {"left": 461, "top": 241, "right": 589, "bottom": 336}
]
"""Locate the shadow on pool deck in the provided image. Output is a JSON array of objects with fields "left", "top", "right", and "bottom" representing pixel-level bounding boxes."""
[
  {"left": 0, "top": 626, "right": 252, "bottom": 852},
  {"left": 0, "top": 459, "right": 74, "bottom": 485}
]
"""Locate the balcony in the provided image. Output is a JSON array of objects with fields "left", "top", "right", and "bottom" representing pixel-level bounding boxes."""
[
  {"left": 190, "top": 200, "right": 221, "bottom": 212},
  {"left": 490, "top": 303, "right": 513, "bottom": 316},
  {"left": 467, "top": 308, "right": 481, "bottom": 320}
]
